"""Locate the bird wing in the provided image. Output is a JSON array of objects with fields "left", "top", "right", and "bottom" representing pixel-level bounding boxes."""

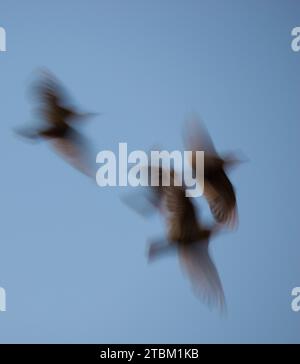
[
  {"left": 32, "top": 71, "right": 80, "bottom": 126},
  {"left": 184, "top": 116, "right": 217, "bottom": 156},
  {"left": 50, "top": 128, "right": 94, "bottom": 178},
  {"left": 205, "top": 170, "right": 238, "bottom": 228},
  {"left": 178, "top": 241, "right": 226, "bottom": 312}
]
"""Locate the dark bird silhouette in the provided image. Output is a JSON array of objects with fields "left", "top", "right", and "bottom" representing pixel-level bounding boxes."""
[
  {"left": 184, "top": 117, "right": 240, "bottom": 228},
  {"left": 16, "top": 70, "right": 97, "bottom": 177},
  {"left": 134, "top": 167, "right": 226, "bottom": 311}
]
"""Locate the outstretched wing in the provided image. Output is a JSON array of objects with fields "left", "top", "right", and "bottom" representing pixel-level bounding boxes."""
[
  {"left": 50, "top": 128, "right": 94, "bottom": 177},
  {"left": 205, "top": 170, "right": 238, "bottom": 228},
  {"left": 184, "top": 116, "right": 217, "bottom": 156},
  {"left": 32, "top": 70, "right": 79, "bottom": 126},
  {"left": 178, "top": 241, "right": 226, "bottom": 312}
]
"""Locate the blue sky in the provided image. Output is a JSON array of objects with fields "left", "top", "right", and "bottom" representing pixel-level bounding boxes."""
[{"left": 0, "top": 0, "right": 300, "bottom": 343}]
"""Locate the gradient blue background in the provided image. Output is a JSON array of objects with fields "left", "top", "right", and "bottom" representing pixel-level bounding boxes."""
[{"left": 0, "top": 0, "right": 299, "bottom": 343}]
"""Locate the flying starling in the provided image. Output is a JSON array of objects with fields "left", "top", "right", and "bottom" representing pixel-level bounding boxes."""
[
  {"left": 184, "top": 117, "right": 240, "bottom": 228},
  {"left": 16, "top": 70, "right": 97, "bottom": 177}
]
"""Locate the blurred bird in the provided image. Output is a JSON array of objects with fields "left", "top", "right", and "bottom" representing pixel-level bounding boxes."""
[
  {"left": 135, "top": 167, "right": 226, "bottom": 311},
  {"left": 16, "top": 70, "right": 97, "bottom": 177},
  {"left": 184, "top": 117, "right": 240, "bottom": 228}
]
